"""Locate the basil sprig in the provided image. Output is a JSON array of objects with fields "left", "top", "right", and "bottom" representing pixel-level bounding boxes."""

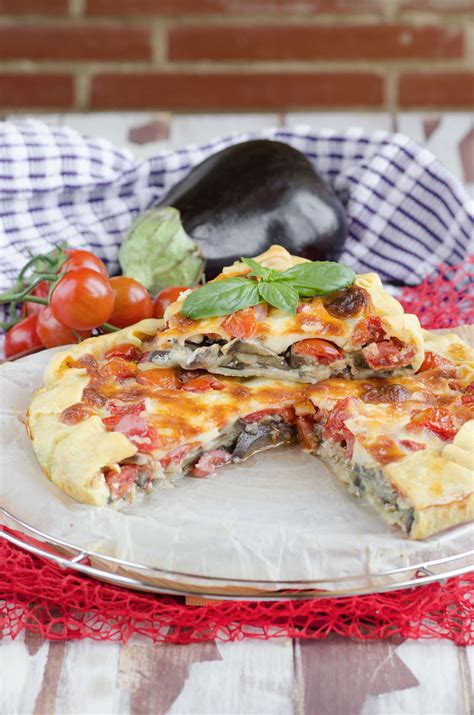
[{"left": 181, "top": 256, "right": 355, "bottom": 319}]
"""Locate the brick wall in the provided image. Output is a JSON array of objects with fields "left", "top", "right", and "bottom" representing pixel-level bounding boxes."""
[{"left": 0, "top": 0, "right": 473, "bottom": 112}]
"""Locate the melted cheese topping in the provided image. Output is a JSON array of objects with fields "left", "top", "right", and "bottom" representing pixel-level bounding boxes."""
[
  {"left": 155, "top": 246, "right": 424, "bottom": 367},
  {"left": 27, "top": 320, "right": 307, "bottom": 506}
]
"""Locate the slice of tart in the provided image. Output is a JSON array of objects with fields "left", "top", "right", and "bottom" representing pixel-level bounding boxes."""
[{"left": 149, "top": 245, "right": 424, "bottom": 383}]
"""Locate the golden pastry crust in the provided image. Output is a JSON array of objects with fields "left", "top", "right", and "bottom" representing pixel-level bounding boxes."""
[{"left": 27, "top": 319, "right": 162, "bottom": 507}]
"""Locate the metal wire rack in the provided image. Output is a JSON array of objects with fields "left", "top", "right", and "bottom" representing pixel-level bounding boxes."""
[{"left": 1, "top": 507, "right": 473, "bottom": 601}]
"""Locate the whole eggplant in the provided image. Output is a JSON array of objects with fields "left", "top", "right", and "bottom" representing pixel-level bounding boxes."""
[{"left": 156, "top": 139, "right": 347, "bottom": 278}]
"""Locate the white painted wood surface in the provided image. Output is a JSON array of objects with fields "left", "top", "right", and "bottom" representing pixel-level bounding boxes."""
[
  {"left": 1, "top": 111, "right": 472, "bottom": 714},
  {"left": 0, "top": 628, "right": 472, "bottom": 714}
]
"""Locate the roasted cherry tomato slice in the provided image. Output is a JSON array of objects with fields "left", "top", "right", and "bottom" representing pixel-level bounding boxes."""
[
  {"left": 104, "top": 413, "right": 160, "bottom": 453},
  {"left": 105, "top": 464, "right": 141, "bottom": 501},
  {"left": 407, "top": 407, "right": 458, "bottom": 441},
  {"left": 4, "top": 314, "right": 42, "bottom": 358},
  {"left": 60, "top": 249, "right": 108, "bottom": 277},
  {"left": 417, "top": 351, "right": 453, "bottom": 373},
  {"left": 322, "top": 397, "right": 356, "bottom": 457},
  {"left": 221, "top": 307, "right": 259, "bottom": 339},
  {"left": 364, "top": 435, "right": 406, "bottom": 465},
  {"left": 160, "top": 443, "right": 199, "bottom": 470},
  {"left": 60, "top": 403, "right": 95, "bottom": 426},
  {"left": 462, "top": 382, "right": 474, "bottom": 406},
  {"left": 191, "top": 449, "right": 231, "bottom": 478},
  {"left": 242, "top": 407, "right": 296, "bottom": 424},
  {"left": 37, "top": 306, "right": 90, "bottom": 348},
  {"left": 295, "top": 414, "right": 319, "bottom": 451},
  {"left": 399, "top": 439, "right": 426, "bottom": 452},
  {"left": 100, "top": 358, "right": 139, "bottom": 381},
  {"left": 363, "top": 339, "right": 416, "bottom": 370},
  {"left": 104, "top": 344, "right": 142, "bottom": 362},
  {"left": 137, "top": 368, "right": 180, "bottom": 389},
  {"left": 108, "top": 276, "right": 153, "bottom": 329},
  {"left": 51, "top": 268, "right": 114, "bottom": 331},
  {"left": 153, "top": 286, "right": 188, "bottom": 319},
  {"left": 181, "top": 375, "right": 225, "bottom": 392},
  {"left": 106, "top": 400, "right": 146, "bottom": 418},
  {"left": 23, "top": 280, "right": 50, "bottom": 316},
  {"left": 351, "top": 316, "right": 386, "bottom": 346},
  {"left": 292, "top": 338, "right": 343, "bottom": 364}
]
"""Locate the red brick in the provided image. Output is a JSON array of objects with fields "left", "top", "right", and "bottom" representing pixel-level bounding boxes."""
[
  {"left": 169, "top": 24, "right": 464, "bottom": 62},
  {"left": 399, "top": 72, "right": 474, "bottom": 107},
  {"left": 91, "top": 72, "right": 384, "bottom": 110},
  {"left": 400, "top": 0, "right": 474, "bottom": 12},
  {"left": 0, "top": 25, "right": 151, "bottom": 61},
  {"left": 86, "top": 0, "right": 383, "bottom": 15},
  {"left": 0, "top": 74, "right": 74, "bottom": 108},
  {"left": 0, "top": 0, "right": 68, "bottom": 12}
]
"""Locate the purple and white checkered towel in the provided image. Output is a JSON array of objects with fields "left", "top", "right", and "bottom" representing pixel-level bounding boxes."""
[{"left": 1, "top": 119, "right": 473, "bottom": 294}]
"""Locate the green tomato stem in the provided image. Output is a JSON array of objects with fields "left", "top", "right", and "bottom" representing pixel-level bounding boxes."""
[
  {"left": 100, "top": 322, "right": 120, "bottom": 332},
  {"left": 22, "top": 296, "right": 49, "bottom": 305},
  {"left": 1, "top": 319, "right": 15, "bottom": 331}
]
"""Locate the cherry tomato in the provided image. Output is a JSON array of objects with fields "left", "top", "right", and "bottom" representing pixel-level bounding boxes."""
[
  {"left": 191, "top": 449, "right": 231, "bottom": 478},
  {"left": 322, "top": 397, "right": 356, "bottom": 458},
  {"left": 105, "top": 464, "right": 141, "bottom": 501},
  {"left": 4, "top": 314, "right": 42, "bottom": 358},
  {"left": 351, "top": 316, "right": 386, "bottom": 346},
  {"left": 153, "top": 286, "right": 187, "bottom": 319},
  {"left": 23, "top": 280, "right": 50, "bottom": 316},
  {"left": 181, "top": 375, "right": 225, "bottom": 392},
  {"left": 417, "top": 351, "right": 453, "bottom": 373},
  {"left": 462, "top": 382, "right": 474, "bottom": 406},
  {"left": 104, "top": 413, "right": 160, "bottom": 453},
  {"left": 60, "top": 403, "right": 94, "bottom": 425},
  {"left": 292, "top": 338, "right": 344, "bottom": 364},
  {"left": 242, "top": 407, "right": 296, "bottom": 424},
  {"left": 60, "top": 249, "right": 108, "bottom": 278},
  {"left": 108, "top": 276, "right": 153, "bottom": 329},
  {"left": 407, "top": 407, "right": 458, "bottom": 441},
  {"left": 221, "top": 308, "right": 258, "bottom": 339},
  {"left": 104, "top": 343, "right": 143, "bottom": 362},
  {"left": 363, "top": 339, "right": 416, "bottom": 370},
  {"left": 37, "top": 306, "right": 89, "bottom": 348},
  {"left": 51, "top": 268, "right": 114, "bottom": 331},
  {"left": 295, "top": 414, "right": 319, "bottom": 451},
  {"left": 99, "top": 358, "right": 139, "bottom": 381},
  {"left": 136, "top": 368, "right": 180, "bottom": 389},
  {"left": 399, "top": 439, "right": 426, "bottom": 452}
]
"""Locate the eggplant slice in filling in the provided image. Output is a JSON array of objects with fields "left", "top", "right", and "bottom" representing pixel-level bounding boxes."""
[{"left": 146, "top": 338, "right": 414, "bottom": 384}]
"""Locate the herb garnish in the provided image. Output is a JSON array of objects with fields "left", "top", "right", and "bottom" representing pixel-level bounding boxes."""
[{"left": 181, "top": 257, "right": 355, "bottom": 320}]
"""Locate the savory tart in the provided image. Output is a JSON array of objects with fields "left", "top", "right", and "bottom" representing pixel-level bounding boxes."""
[
  {"left": 26, "top": 317, "right": 473, "bottom": 539},
  {"left": 150, "top": 246, "right": 424, "bottom": 382}
]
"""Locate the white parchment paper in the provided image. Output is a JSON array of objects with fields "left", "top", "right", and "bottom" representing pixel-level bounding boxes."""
[{"left": 1, "top": 334, "right": 473, "bottom": 587}]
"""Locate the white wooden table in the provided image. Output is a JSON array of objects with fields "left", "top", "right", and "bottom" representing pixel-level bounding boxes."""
[
  {"left": 1, "top": 628, "right": 472, "bottom": 714},
  {"left": 1, "top": 111, "right": 473, "bottom": 715}
]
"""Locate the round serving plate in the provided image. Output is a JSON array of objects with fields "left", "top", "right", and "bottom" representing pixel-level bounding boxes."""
[{"left": 1, "top": 508, "right": 473, "bottom": 601}]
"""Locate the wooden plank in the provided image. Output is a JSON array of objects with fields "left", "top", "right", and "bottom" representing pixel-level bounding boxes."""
[
  {"left": 166, "top": 635, "right": 295, "bottom": 714},
  {"left": 118, "top": 639, "right": 222, "bottom": 714},
  {"left": 295, "top": 636, "right": 418, "bottom": 715},
  {"left": 53, "top": 639, "right": 121, "bottom": 714},
  {"left": 0, "top": 631, "right": 51, "bottom": 715}
]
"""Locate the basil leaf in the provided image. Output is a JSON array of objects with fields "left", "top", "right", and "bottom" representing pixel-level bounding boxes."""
[
  {"left": 258, "top": 282, "right": 299, "bottom": 315},
  {"left": 181, "top": 277, "right": 260, "bottom": 319},
  {"left": 241, "top": 257, "right": 271, "bottom": 279},
  {"left": 276, "top": 261, "right": 355, "bottom": 295}
]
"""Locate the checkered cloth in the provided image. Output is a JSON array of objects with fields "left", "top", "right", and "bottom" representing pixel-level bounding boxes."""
[{"left": 1, "top": 118, "right": 473, "bottom": 296}]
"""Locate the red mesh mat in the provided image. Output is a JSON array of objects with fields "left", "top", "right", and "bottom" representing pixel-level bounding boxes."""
[
  {"left": 399, "top": 255, "right": 474, "bottom": 328},
  {"left": 1, "top": 538, "right": 473, "bottom": 645},
  {"left": 1, "top": 259, "right": 473, "bottom": 645}
]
